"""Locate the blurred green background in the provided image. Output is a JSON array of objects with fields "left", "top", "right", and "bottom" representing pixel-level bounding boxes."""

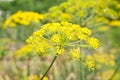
[{"left": 0, "top": 0, "right": 120, "bottom": 80}]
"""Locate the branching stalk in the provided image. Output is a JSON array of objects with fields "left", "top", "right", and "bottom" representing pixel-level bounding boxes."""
[
  {"left": 109, "top": 65, "right": 120, "bottom": 80},
  {"left": 41, "top": 55, "right": 57, "bottom": 80}
]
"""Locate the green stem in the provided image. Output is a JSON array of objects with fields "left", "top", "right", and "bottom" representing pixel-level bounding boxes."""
[
  {"left": 27, "top": 58, "right": 31, "bottom": 76},
  {"left": 68, "top": 44, "right": 90, "bottom": 48},
  {"left": 80, "top": 58, "right": 84, "bottom": 80},
  {"left": 82, "top": 14, "right": 95, "bottom": 27},
  {"left": 41, "top": 55, "right": 57, "bottom": 80},
  {"left": 109, "top": 65, "right": 120, "bottom": 80}
]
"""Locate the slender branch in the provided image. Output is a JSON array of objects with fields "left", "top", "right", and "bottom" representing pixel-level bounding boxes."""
[
  {"left": 27, "top": 58, "right": 31, "bottom": 76},
  {"left": 82, "top": 14, "right": 95, "bottom": 27},
  {"left": 80, "top": 62, "right": 85, "bottom": 80},
  {"left": 68, "top": 44, "right": 90, "bottom": 48},
  {"left": 109, "top": 65, "right": 120, "bottom": 80},
  {"left": 41, "top": 55, "right": 57, "bottom": 80},
  {"left": 69, "top": 41, "right": 81, "bottom": 44}
]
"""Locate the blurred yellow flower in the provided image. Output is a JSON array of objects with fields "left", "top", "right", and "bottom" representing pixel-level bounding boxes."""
[
  {"left": 26, "top": 75, "right": 40, "bottom": 80},
  {"left": 101, "top": 69, "right": 120, "bottom": 80},
  {"left": 3, "top": 10, "right": 44, "bottom": 29},
  {"left": 84, "top": 55, "right": 95, "bottom": 70},
  {"left": 116, "top": 4, "right": 120, "bottom": 9},
  {"left": 87, "top": 38, "right": 100, "bottom": 49},
  {"left": 93, "top": 51, "right": 115, "bottom": 67},
  {"left": 59, "top": 13, "right": 71, "bottom": 21},
  {"left": 15, "top": 44, "right": 34, "bottom": 58},
  {"left": 69, "top": 48, "right": 81, "bottom": 60},
  {"left": 110, "top": 20, "right": 120, "bottom": 27},
  {"left": 98, "top": 26, "right": 109, "bottom": 32},
  {"left": 26, "top": 75, "right": 48, "bottom": 80}
]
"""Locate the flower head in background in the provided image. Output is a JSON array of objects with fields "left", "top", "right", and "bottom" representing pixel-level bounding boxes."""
[
  {"left": 3, "top": 10, "right": 44, "bottom": 29},
  {"left": 92, "top": 50, "right": 115, "bottom": 69},
  {"left": 110, "top": 20, "right": 120, "bottom": 27},
  {"left": 84, "top": 55, "right": 95, "bottom": 70},
  {"left": 15, "top": 44, "right": 35, "bottom": 59}
]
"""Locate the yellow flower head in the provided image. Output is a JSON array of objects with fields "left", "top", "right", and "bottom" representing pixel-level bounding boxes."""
[
  {"left": 84, "top": 55, "right": 95, "bottom": 70},
  {"left": 55, "top": 46, "right": 65, "bottom": 55},
  {"left": 98, "top": 26, "right": 109, "bottom": 32},
  {"left": 87, "top": 38, "right": 100, "bottom": 49},
  {"left": 59, "top": 13, "right": 71, "bottom": 21},
  {"left": 69, "top": 48, "right": 81, "bottom": 60},
  {"left": 15, "top": 44, "right": 34, "bottom": 58},
  {"left": 51, "top": 34, "right": 61, "bottom": 44},
  {"left": 3, "top": 10, "right": 44, "bottom": 29},
  {"left": 44, "top": 0, "right": 119, "bottom": 28},
  {"left": 92, "top": 51, "right": 115, "bottom": 68},
  {"left": 26, "top": 22, "right": 99, "bottom": 59},
  {"left": 110, "top": 20, "right": 120, "bottom": 27}
]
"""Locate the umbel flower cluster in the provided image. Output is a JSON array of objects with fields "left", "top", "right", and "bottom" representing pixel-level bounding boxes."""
[
  {"left": 3, "top": 10, "right": 44, "bottom": 29},
  {"left": 26, "top": 22, "right": 100, "bottom": 70},
  {"left": 45, "top": 0, "right": 119, "bottom": 24}
]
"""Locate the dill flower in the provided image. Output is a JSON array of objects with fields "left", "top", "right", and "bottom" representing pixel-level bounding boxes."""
[
  {"left": 58, "top": 13, "right": 71, "bottom": 21},
  {"left": 116, "top": 4, "right": 120, "bottom": 9},
  {"left": 94, "top": 17, "right": 109, "bottom": 24},
  {"left": 110, "top": 20, "right": 120, "bottom": 27},
  {"left": 25, "top": 22, "right": 100, "bottom": 77},
  {"left": 51, "top": 34, "right": 61, "bottom": 44},
  {"left": 55, "top": 46, "right": 65, "bottom": 55},
  {"left": 98, "top": 26, "right": 109, "bottom": 32},
  {"left": 84, "top": 55, "right": 95, "bottom": 70},
  {"left": 26, "top": 22, "right": 100, "bottom": 59},
  {"left": 81, "top": 28, "right": 92, "bottom": 35},
  {"left": 44, "top": 0, "right": 119, "bottom": 28},
  {"left": 15, "top": 44, "right": 34, "bottom": 58},
  {"left": 87, "top": 38, "right": 100, "bottom": 49},
  {"left": 92, "top": 51, "right": 115, "bottom": 67},
  {"left": 3, "top": 10, "right": 44, "bottom": 29},
  {"left": 69, "top": 48, "right": 81, "bottom": 60}
]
